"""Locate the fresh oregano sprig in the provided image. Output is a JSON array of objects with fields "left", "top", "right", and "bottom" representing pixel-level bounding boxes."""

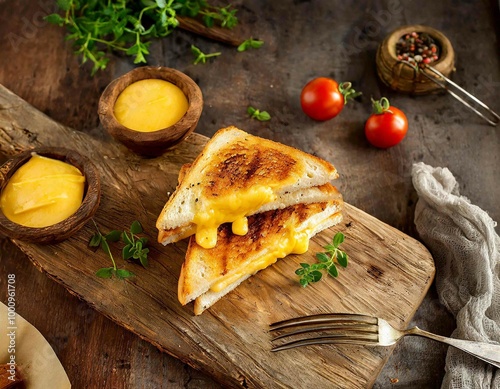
[
  {"left": 173, "top": 1, "right": 238, "bottom": 29},
  {"left": 121, "top": 221, "right": 150, "bottom": 268},
  {"left": 89, "top": 221, "right": 134, "bottom": 280},
  {"left": 45, "top": 0, "right": 177, "bottom": 75},
  {"left": 191, "top": 44, "right": 221, "bottom": 64},
  {"left": 199, "top": 5, "right": 238, "bottom": 29},
  {"left": 237, "top": 38, "right": 264, "bottom": 52},
  {"left": 247, "top": 106, "right": 271, "bottom": 121},
  {"left": 89, "top": 220, "right": 150, "bottom": 280},
  {"left": 295, "top": 232, "right": 348, "bottom": 287},
  {"left": 45, "top": 0, "right": 238, "bottom": 75}
]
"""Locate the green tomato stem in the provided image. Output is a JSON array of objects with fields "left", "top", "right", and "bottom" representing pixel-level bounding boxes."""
[
  {"left": 339, "top": 82, "right": 362, "bottom": 105},
  {"left": 371, "top": 97, "right": 393, "bottom": 114}
]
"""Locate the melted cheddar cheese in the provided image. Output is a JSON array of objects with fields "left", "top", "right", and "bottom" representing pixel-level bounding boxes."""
[
  {"left": 210, "top": 226, "right": 312, "bottom": 293},
  {"left": 193, "top": 186, "right": 275, "bottom": 248},
  {"left": 0, "top": 155, "right": 85, "bottom": 228},
  {"left": 231, "top": 217, "right": 248, "bottom": 235},
  {"left": 114, "top": 79, "right": 188, "bottom": 132}
]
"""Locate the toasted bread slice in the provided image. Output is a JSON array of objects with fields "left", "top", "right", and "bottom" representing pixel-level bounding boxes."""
[
  {"left": 156, "top": 126, "right": 339, "bottom": 248},
  {"left": 178, "top": 198, "right": 343, "bottom": 315},
  {"left": 193, "top": 211, "right": 343, "bottom": 315}
]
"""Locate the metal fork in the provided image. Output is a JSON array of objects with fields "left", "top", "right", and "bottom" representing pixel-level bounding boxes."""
[{"left": 270, "top": 313, "right": 500, "bottom": 368}]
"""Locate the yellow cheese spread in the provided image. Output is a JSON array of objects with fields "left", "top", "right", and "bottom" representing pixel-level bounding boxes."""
[
  {"left": 0, "top": 155, "right": 85, "bottom": 228},
  {"left": 114, "top": 79, "right": 189, "bottom": 132}
]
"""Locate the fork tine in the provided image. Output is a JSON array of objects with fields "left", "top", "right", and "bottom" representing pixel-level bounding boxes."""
[
  {"left": 270, "top": 313, "right": 380, "bottom": 352},
  {"left": 271, "top": 322, "right": 378, "bottom": 341},
  {"left": 270, "top": 313, "right": 378, "bottom": 331},
  {"left": 271, "top": 333, "right": 379, "bottom": 352}
]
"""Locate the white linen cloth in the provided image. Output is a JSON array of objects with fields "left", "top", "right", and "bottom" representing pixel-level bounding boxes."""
[{"left": 411, "top": 162, "right": 499, "bottom": 389}]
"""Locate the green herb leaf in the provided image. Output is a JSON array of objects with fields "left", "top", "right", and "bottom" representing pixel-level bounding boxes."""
[
  {"left": 328, "top": 264, "right": 339, "bottom": 278},
  {"left": 96, "top": 267, "right": 114, "bottom": 278},
  {"left": 89, "top": 233, "right": 102, "bottom": 247},
  {"left": 56, "top": 0, "right": 72, "bottom": 11},
  {"left": 115, "top": 268, "right": 135, "bottom": 279},
  {"left": 316, "top": 252, "right": 330, "bottom": 263},
  {"left": 122, "top": 244, "right": 135, "bottom": 260},
  {"left": 296, "top": 232, "right": 348, "bottom": 286},
  {"left": 324, "top": 244, "right": 336, "bottom": 252},
  {"left": 199, "top": 4, "right": 237, "bottom": 29},
  {"left": 218, "top": 6, "right": 237, "bottom": 28},
  {"left": 106, "top": 230, "right": 121, "bottom": 242},
  {"left": 257, "top": 111, "right": 271, "bottom": 121},
  {"left": 311, "top": 270, "right": 323, "bottom": 282},
  {"left": 45, "top": 13, "right": 65, "bottom": 26},
  {"left": 155, "top": 0, "right": 167, "bottom": 8},
  {"left": 247, "top": 106, "right": 271, "bottom": 121},
  {"left": 237, "top": 38, "right": 264, "bottom": 52},
  {"left": 333, "top": 232, "right": 344, "bottom": 247},
  {"left": 203, "top": 14, "right": 215, "bottom": 28},
  {"left": 130, "top": 220, "right": 143, "bottom": 234},
  {"left": 100, "top": 239, "right": 112, "bottom": 258},
  {"left": 122, "top": 231, "right": 134, "bottom": 245},
  {"left": 337, "top": 251, "right": 348, "bottom": 267},
  {"left": 139, "top": 252, "right": 149, "bottom": 268},
  {"left": 191, "top": 44, "right": 221, "bottom": 65},
  {"left": 133, "top": 241, "right": 143, "bottom": 257}
]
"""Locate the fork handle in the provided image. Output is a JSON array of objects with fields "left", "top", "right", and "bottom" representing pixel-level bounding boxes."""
[{"left": 407, "top": 327, "right": 500, "bottom": 369}]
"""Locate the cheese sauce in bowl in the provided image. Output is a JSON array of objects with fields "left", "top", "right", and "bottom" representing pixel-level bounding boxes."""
[{"left": 0, "top": 148, "right": 101, "bottom": 243}]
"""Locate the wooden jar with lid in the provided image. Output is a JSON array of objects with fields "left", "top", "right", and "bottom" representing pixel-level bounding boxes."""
[{"left": 376, "top": 25, "right": 455, "bottom": 94}]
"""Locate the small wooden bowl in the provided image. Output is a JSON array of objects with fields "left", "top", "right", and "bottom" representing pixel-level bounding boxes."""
[
  {"left": 98, "top": 66, "right": 203, "bottom": 157},
  {"left": 0, "top": 147, "right": 101, "bottom": 243},
  {"left": 376, "top": 25, "right": 455, "bottom": 94}
]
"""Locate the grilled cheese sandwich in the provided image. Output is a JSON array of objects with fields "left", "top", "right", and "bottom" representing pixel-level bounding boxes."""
[
  {"left": 156, "top": 126, "right": 339, "bottom": 248},
  {"left": 155, "top": 126, "right": 345, "bottom": 315},
  {"left": 178, "top": 197, "right": 343, "bottom": 314}
]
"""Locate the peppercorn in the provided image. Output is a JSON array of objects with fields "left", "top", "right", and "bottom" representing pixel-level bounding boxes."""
[{"left": 396, "top": 31, "right": 440, "bottom": 67}]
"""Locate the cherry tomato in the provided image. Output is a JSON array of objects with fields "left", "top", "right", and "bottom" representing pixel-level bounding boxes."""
[
  {"left": 364, "top": 98, "right": 408, "bottom": 149},
  {"left": 300, "top": 78, "right": 360, "bottom": 121}
]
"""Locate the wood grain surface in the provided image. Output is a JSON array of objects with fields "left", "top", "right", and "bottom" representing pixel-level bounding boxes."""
[
  {"left": 0, "top": 0, "right": 498, "bottom": 388},
  {"left": 0, "top": 84, "right": 434, "bottom": 388}
]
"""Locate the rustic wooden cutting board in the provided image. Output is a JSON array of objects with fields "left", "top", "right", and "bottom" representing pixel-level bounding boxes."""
[{"left": 0, "top": 84, "right": 434, "bottom": 388}]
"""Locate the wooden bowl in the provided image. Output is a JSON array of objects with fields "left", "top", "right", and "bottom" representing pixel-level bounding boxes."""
[
  {"left": 376, "top": 25, "right": 455, "bottom": 94},
  {"left": 98, "top": 66, "right": 203, "bottom": 157},
  {"left": 0, "top": 147, "right": 101, "bottom": 243}
]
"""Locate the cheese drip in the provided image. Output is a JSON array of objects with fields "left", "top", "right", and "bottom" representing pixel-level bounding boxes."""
[
  {"left": 193, "top": 186, "right": 275, "bottom": 249},
  {"left": 231, "top": 217, "right": 248, "bottom": 235},
  {"left": 114, "top": 79, "right": 189, "bottom": 132},
  {"left": 210, "top": 228, "right": 311, "bottom": 293},
  {"left": 0, "top": 155, "right": 85, "bottom": 228}
]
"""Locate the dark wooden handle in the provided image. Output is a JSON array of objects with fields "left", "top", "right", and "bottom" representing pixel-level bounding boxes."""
[{"left": 176, "top": 16, "right": 244, "bottom": 47}]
